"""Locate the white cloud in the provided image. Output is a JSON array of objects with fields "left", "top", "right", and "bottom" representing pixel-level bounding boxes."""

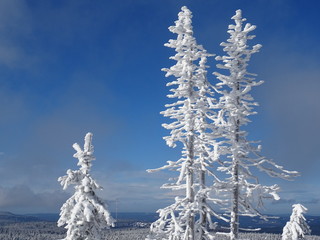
[{"left": 0, "top": 185, "right": 68, "bottom": 213}]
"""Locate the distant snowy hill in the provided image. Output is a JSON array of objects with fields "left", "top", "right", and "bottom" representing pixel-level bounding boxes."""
[
  {"left": 24, "top": 213, "right": 60, "bottom": 222},
  {"left": 0, "top": 212, "right": 319, "bottom": 235},
  {"left": 21, "top": 212, "right": 158, "bottom": 228},
  {"left": 0, "top": 211, "right": 39, "bottom": 223},
  {"left": 215, "top": 215, "right": 320, "bottom": 235},
  {"left": 20, "top": 212, "right": 158, "bottom": 224}
]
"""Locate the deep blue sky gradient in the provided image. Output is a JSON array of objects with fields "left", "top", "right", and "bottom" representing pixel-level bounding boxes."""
[{"left": 0, "top": 0, "right": 319, "bottom": 215}]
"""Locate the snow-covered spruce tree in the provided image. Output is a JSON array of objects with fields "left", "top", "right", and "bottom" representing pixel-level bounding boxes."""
[
  {"left": 193, "top": 52, "right": 229, "bottom": 240},
  {"left": 282, "top": 204, "right": 311, "bottom": 240},
  {"left": 213, "top": 10, "right": 299, "bottom": 240},
  {"left": 147, "top": 6, "right": 226, "bottom": 240},
  {"left": 58, "top": 132, "right": 115, "bottom": 240}
]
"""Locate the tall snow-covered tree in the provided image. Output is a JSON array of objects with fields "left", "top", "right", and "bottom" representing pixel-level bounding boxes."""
[
  {"left": 192, "top": 52, "right": 228, "bottom": 240},
  {"left": 147, "top": 6, "right": 225, "bottom": 240},
  {"left": 213, "top": 9, "right": 299, "bottom": 240},
  {"left": 282, "top": 204, "right": 311, "bottom": 240},
  {"left": 58, "top": 132, "right": 115, "bottom": 240}
]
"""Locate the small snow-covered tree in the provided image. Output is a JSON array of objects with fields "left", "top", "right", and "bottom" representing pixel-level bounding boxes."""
[
  {"left": 58, "top": 132, "right": 115, "bottom": 240},
  {"left": 147, "top": 6, "right": 225, "bottom": 240},
  {"left": 282, "top": 204, "right": 311, "bottom": 240},
  {"left": 213, "top": 9, "right": 299, "bottom": 240}
]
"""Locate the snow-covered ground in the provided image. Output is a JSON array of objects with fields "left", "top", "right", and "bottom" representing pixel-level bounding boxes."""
[{"left": 0, "top": 223, "right": 319, "bottom": 240}]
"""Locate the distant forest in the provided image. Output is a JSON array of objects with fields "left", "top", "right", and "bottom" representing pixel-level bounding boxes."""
[{"left": 0, "top": 222, "right": 320, "bottom": 240}]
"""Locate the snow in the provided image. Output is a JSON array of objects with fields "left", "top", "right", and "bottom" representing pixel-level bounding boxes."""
[
  {"left": 147, "top": 6, "right": 225, "bottom": 240},
  {"left": 58, "top": 132, "right": 115, "bottom": 240},
  {"left": 211, "top": 9, "right": 299, "bottom": 239},
  {"left": 147, "top": 7, "right": 301, "bottom": 240},
  {"left": 282, "top": 204, "right": 311, "bottom": 240}
]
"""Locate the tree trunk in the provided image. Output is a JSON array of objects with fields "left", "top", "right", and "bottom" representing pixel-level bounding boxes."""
[
  {"left": 186, "top": 134, "right": 195, "bottom": 240},
  {"left": 230, "top": 82, "right": 240, "bottom": 240},
  {"left": 199, "top": 169, "right": 206, "bottom": 240},
  {"left": 230, "top": 154, "right": 239, "bottom": 240}
]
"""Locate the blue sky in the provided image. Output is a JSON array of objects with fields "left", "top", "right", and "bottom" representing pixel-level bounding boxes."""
[{"left": 0, "top": 0, "right": 319, "bottom": 215}]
